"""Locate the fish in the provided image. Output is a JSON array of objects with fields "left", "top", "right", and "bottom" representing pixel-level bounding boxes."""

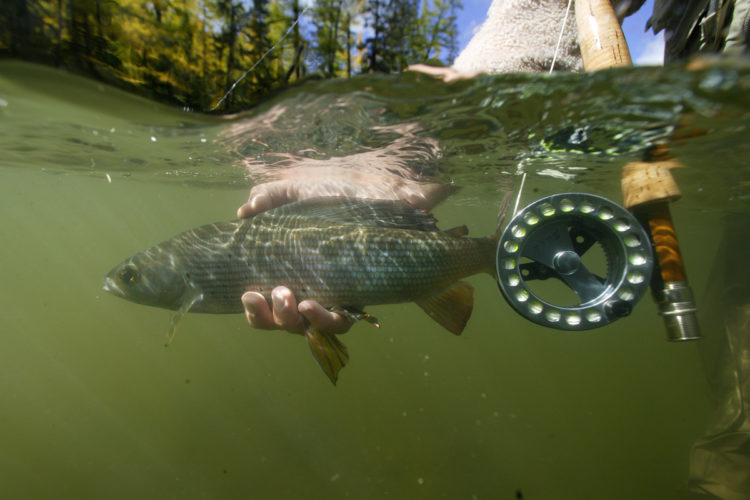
[{"left": 103, "top": 196, "right": 503, "bottom": 384}]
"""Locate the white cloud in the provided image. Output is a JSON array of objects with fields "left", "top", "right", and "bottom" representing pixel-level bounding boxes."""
[{"left": 634, "top": 31, "right": 664, "bottom": 66}]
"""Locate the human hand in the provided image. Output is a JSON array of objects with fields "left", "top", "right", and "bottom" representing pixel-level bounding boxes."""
[
  {"left": 407, "top": 63, "right": 479, "bottom": 82},
  {"left": 242, "top": 287, "right": 353, "bottom": 335},
  {"left": 236, "top": 169, "right": 453, "bottom": 218},
  {"left": 236, "top": 161, "right": 453, "bottom": 334}
]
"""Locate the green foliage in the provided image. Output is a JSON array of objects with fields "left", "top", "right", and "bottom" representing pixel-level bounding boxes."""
[
  {"left": 0, "top": 0, "right": 462, "bottom": 111},
  {"left": 361, "top": 0, "right": 461, "bottom": 73}
]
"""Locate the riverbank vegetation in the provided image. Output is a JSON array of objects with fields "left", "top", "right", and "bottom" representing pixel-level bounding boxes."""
[{"left": 0, "top": 0, "right": 462, "bottom": 112}]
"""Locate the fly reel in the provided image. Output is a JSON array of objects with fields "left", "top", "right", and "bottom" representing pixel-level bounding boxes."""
[{"left": 496, "top": 193, "right": 654, "bottom": 330}]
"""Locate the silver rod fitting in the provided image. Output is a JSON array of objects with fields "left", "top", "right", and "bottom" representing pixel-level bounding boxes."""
[{"left": 654, "top": 281, "right": 701, "bottom": 341}]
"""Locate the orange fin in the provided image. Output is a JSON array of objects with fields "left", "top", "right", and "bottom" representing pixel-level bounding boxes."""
[
  {"left": 415, "top": 281, "right": 474, "bottom": 335},
  {"left": 306, "top": 329, "right": 350, "bottom": 385}
]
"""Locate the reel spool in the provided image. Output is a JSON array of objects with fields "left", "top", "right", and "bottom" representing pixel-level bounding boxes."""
[{"left": 496, "top": 193, "right": 654, "bottom": 330}]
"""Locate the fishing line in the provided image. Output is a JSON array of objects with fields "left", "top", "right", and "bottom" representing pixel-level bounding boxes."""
[
  {"left": 212, "top": 7, "right": 308, "bottom": 111},
  {"left": 549, "top": 0, "right": 574, "bottom": 74},
  {"left": 512, "top": 172, "right": 527, "bottom": 216}
]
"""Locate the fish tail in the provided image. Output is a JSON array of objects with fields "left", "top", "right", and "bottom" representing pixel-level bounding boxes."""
[{"left": 306, "top": 329, "right": 350, "bottom": 385}]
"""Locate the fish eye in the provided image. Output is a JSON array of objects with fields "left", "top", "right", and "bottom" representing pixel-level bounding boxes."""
[{"left": 119, "top": 265, "right": 139, "bottom": 285}]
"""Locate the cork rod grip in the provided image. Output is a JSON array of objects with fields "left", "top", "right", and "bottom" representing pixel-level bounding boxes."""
[{"left": 575, "top": 0, "right": 632, "bottom": 71}]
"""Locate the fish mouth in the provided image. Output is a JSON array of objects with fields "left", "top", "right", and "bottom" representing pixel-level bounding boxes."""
[{"left": 102, "top": 276, "right": 124, "bottom": 297}]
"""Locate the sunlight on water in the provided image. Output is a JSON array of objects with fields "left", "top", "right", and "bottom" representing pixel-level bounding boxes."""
[{"left": 1, "top": 60, "right": 749, "bottom": 498}]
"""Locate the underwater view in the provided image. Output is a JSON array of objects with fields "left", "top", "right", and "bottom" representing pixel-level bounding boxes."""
[{"left": 1, "top": 59, "right": 749, "bottom": 498}]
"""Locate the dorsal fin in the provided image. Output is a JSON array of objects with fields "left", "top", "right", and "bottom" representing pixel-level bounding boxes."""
[
  {"left": 443, "top": 225, "right": 469, "bottom": 237},
  {"left": 259, "top": 196, "right": 440, "bottom": 232}
]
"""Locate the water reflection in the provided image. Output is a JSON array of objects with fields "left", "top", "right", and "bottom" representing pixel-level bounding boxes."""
[{"left": 221, "top": 100, "right": 468, "bottom": 214}]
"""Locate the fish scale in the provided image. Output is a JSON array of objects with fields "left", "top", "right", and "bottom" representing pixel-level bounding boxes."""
[
  {"left": 103, "top": 197, "right": 502, "bottom": 384},
  {"left": 161, "top": 219, "right": 495, "bottom": 313}
]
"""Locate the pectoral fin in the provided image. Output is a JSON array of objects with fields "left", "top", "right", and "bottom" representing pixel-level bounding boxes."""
[
  {"left": 164, "top": 286, "right": 204, "bottom": 347},
  {"left": 415, "top": 281, "right": 474, "bottom": 335},
  {"left": 306, "top": 329, "right": 349, "bottom": 385}
]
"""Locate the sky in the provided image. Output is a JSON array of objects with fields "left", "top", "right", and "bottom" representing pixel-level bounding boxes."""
[{"left": 455, "top": 0, "right": 665, "bottom": 66}]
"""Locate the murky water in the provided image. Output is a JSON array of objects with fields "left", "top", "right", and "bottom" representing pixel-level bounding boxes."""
[{"left": 1, "top": 59, "right": 749, "bottom": 499}]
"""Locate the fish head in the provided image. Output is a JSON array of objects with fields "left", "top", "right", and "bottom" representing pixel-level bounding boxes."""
[{"left": 103, "top": 248, "right": 188, "bottom": 310}]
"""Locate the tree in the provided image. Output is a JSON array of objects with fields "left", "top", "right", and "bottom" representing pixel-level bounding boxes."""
[
  {"left": 0, "top": 0, "right": 465, "bottom": 111},
  {"left": 216, "top": 0, "right": 248, "bottom": 106},
  {"left": 419, "top": 0, "right": 461, "bottom": 63},
  {"left": 283, "top": 0, "right": 306, "bottom": 81},
  {"left": 361, "top": 0, "right": 461, "bottom": 73},
  {"left": 361, "top": 0, "right": 387, "bottom": 72},
  {"left": 312, "top": 0, "right": 344, "bottom": 77},
  {"left": 382, "top": 0, "right": 420, "bottom": 72}
]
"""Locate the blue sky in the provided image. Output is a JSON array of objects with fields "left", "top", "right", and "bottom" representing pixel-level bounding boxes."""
[{"left": 456, "top": 0, "right": 665, "bottom": 66}]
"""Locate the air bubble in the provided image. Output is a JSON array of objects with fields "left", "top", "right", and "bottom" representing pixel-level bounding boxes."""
[
  {"left": 580, "top": 202, "right": 595, "bottom": 214},
  {"left": 516, "top": 289, "right": 529, "bottom": 302},
  {"left": 507, "top": 274, "right": 520, "bottom": 286},
  {"left": 503, "top": 240, "right": 519, "bottom": 253},
  {"left": 502, "top": 258, "right": 516, "bottom": 270},
  {"left": 528, "top": 300, "right": 543, "bottom": 314}
]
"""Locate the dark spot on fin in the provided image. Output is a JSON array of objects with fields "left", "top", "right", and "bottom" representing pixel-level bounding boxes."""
[
  {"left": 415, "top": 281, "right": 474, "bottom": 335},
  {"left": 443, "top": 225, "right": 469, "bottom": 237},
  {"left": 306, "top": 329, "right": 350, "bottom": 385}
]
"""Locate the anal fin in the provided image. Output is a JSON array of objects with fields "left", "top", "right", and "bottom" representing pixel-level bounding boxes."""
[
  {"left": 306, "top": 329, "right": 350, "bottom": 385},
  {"left": 415, "top": 281, "right": 474, "bottom": 335}
]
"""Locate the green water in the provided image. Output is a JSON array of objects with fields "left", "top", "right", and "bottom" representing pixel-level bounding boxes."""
[{"left": 1, "top": 60, "right": 748, "bottom": 499}]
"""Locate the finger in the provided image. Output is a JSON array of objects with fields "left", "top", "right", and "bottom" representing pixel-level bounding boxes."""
[
  {"left": 237, "top": 180, "right": 305, "bottom": 218},
  {"left": 271, "top": 287, "right": 306, "bottom": 333},
  {"left": 298, "top": 300, "right": 354, "bottom": 335},
  {"left": 399, "top": 182, "right": 456, "bottom": 210},
  {"left": 237, "top": 192, "right": 273, "bottom": 218},
  {"left": 241, "top": 292, "right": 275, "bottom": 329}
]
